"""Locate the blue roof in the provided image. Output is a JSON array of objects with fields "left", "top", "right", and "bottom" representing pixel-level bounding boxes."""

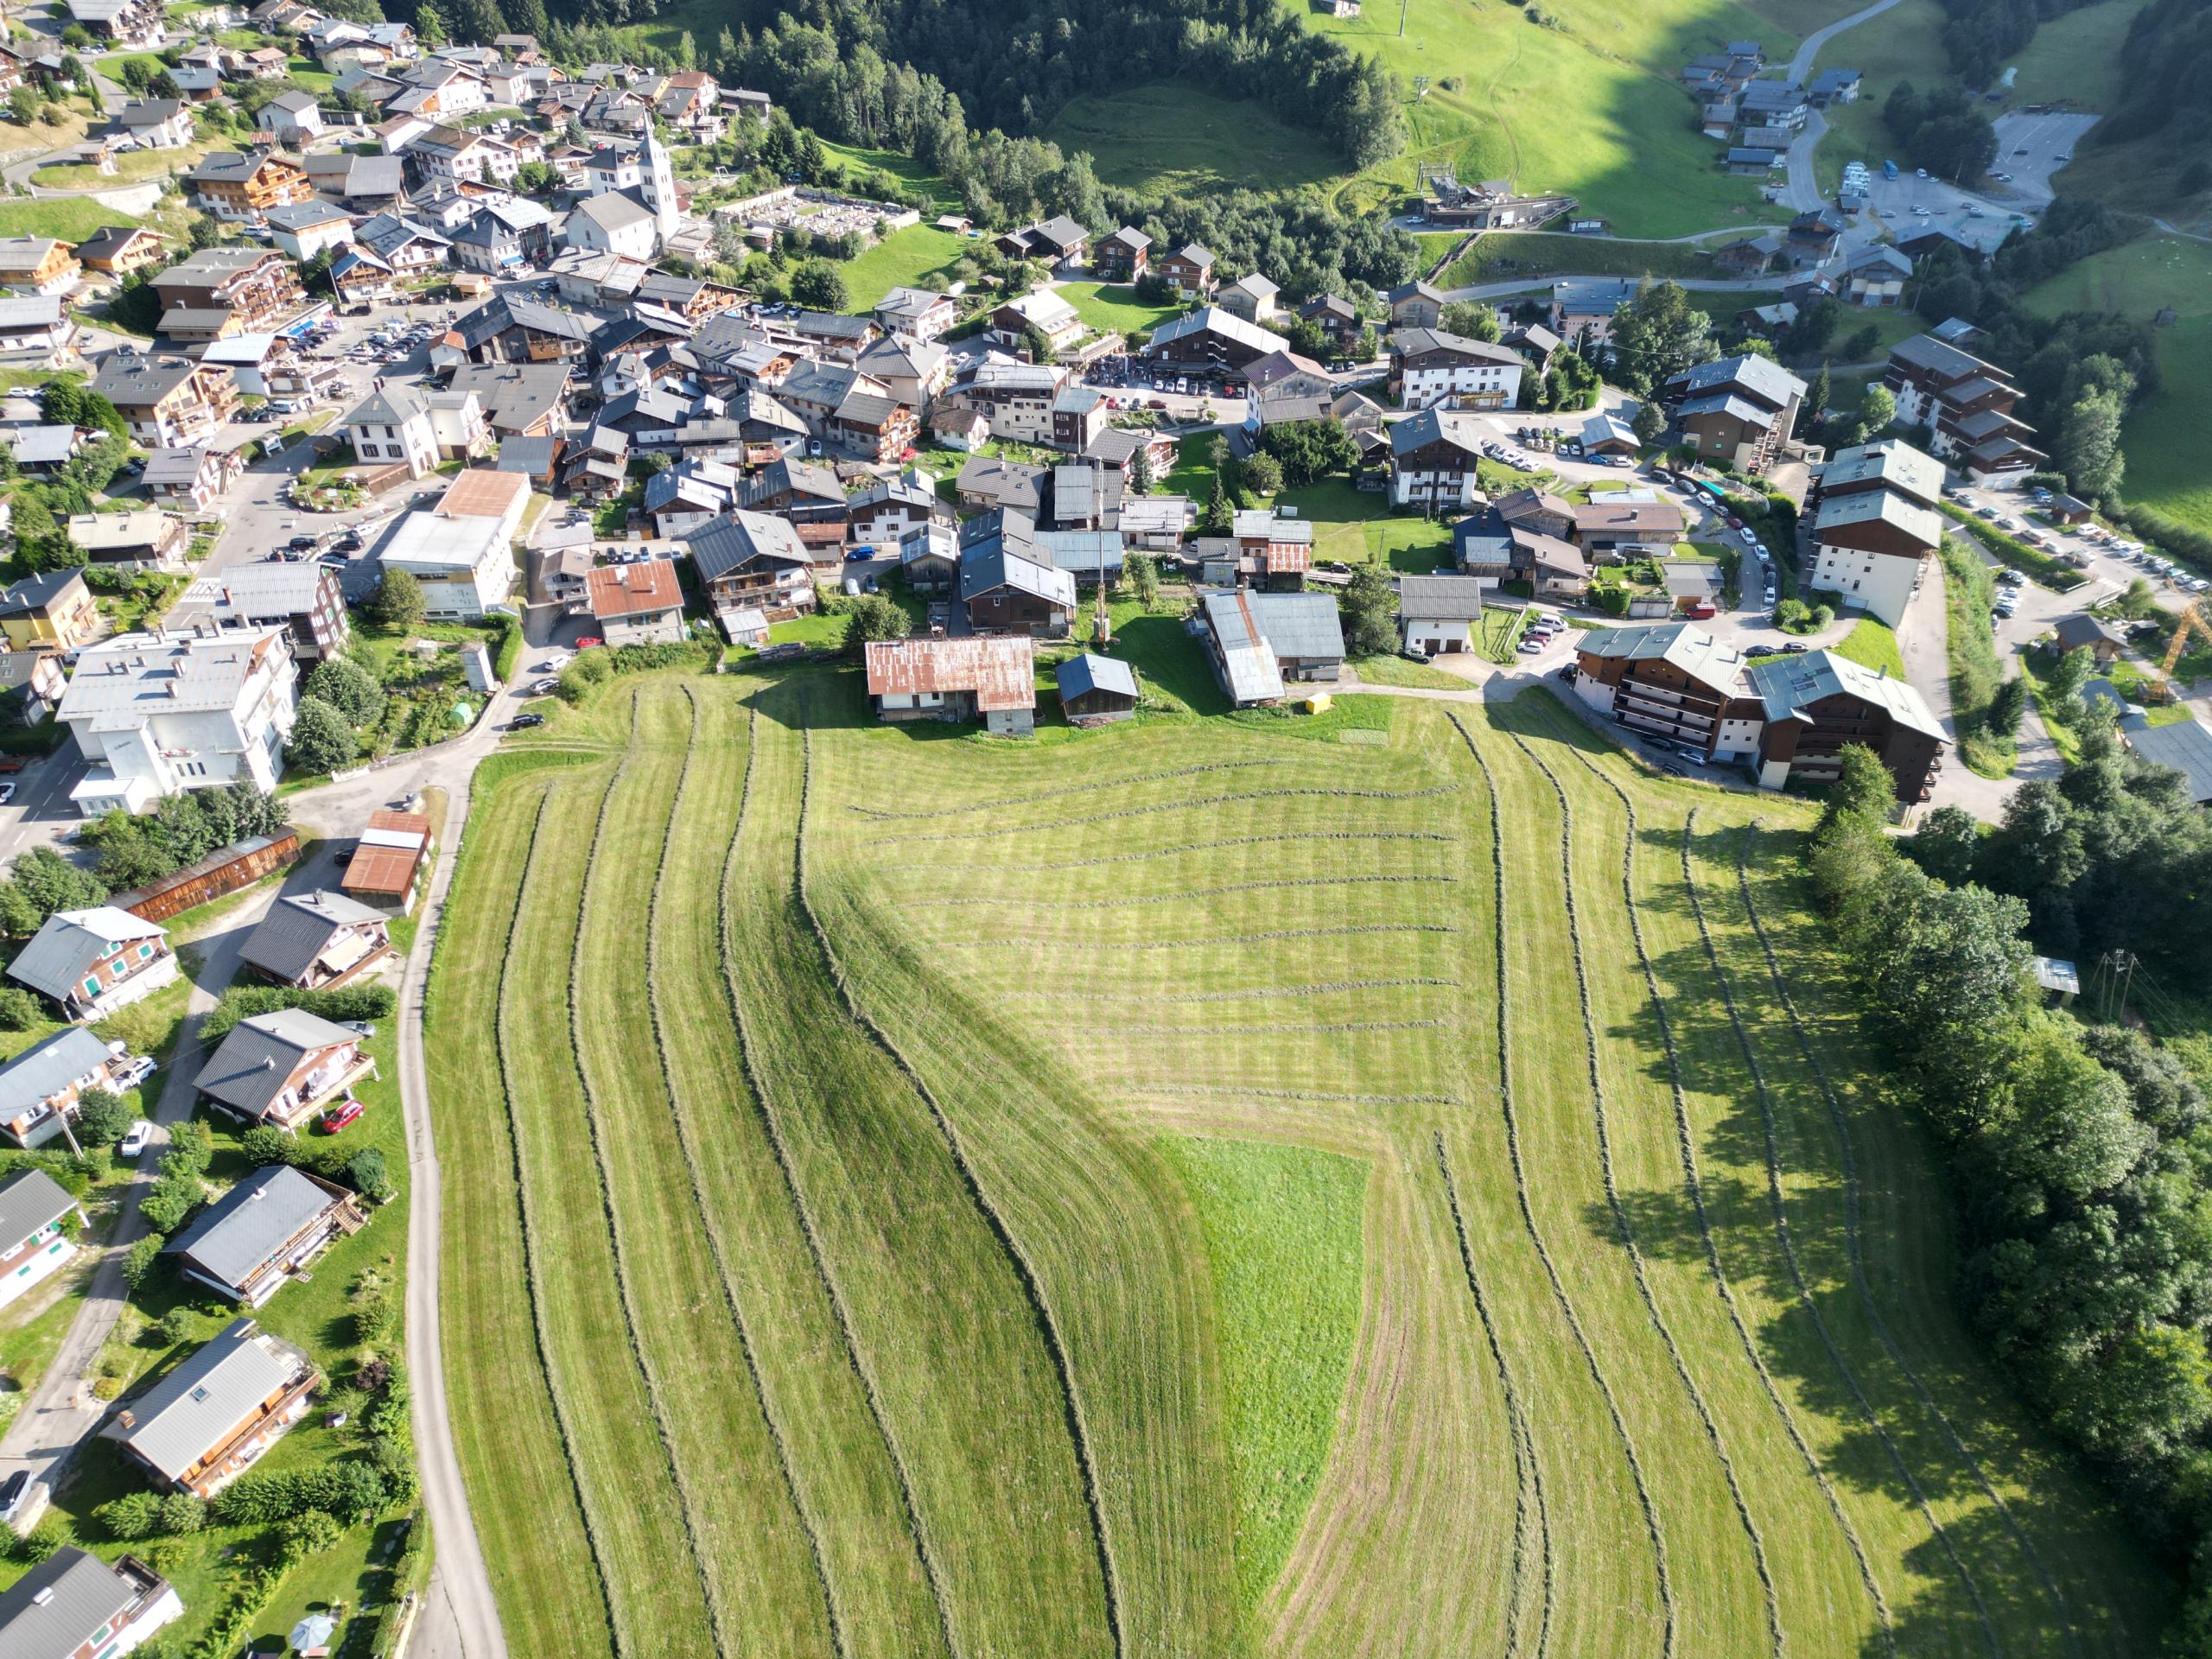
[{"left": 1056, "top": 652, "right": 1137, "bottom": 702}]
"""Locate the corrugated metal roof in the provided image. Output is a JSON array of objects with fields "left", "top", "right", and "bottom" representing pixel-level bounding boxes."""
[
  {"left": 1056, "top": 652, "right": 1138, "bottom": 702},
  {"left": 195, "top": 1008, "right": 359, "bottom": 1119},
  {"left": 164, "top": 1166, "right": 349, "bottom": 1293},
  {"left": 587, "top": 558, "right": 683, "bottom": 618},
  {"left": 1398, "top": 575, "right": 1490, "bottom": 621},
  {"left": 0, "top": 1165, "right": 78, "bottom": 1251},
  {"left": 864, "top": 637, "right": 1036, "bottom": 713},
  {"left": 1200, "top": 590, "right": 1286, "bottom": 704},
  {"left": 0, "top": 1548, "right": 149, "bottom": 1659},
  {"left": 1747, "top": 648, "right": 1944, "bottom": 741},
  {"left": 238, "top": 890, "right": 386, "bottom": 984}
]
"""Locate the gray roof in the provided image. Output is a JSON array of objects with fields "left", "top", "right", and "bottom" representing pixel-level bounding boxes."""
[
  {"left": 0, "top": 1164, "right": 78, "bottom": 1250},
  {"left": 141, "top": 444, "right": 219, "bottom": 486},
  {"left": 1669, "top": 352, "right": 1807, "bottom": 410},
  {"left": 1746, "top": 649, "right": 1944, "bottom": 741},
  {"left": 344, "top": 384, "right": 426, "bottom": 428},
  {"left": 0, "top": 1548, "right": 154, "bottom": 1659},
  {"left": 959, "top": 538, "right": 1077, "bottom": 607},
  {"left": 1147, "top": 305, "right": 1278, "bottom": 357},
  {"left": 0, "top": 1027, "right": 113, "bottom": 1126},
  {"left": 108, "top": 1318, "right": 308, "bottom": 1481},
  {"left": 162, "top": 1166, "right": 341, "bottom": 1291},
  {"left": 1057, "top": 652, "right": 1138, "bottom": 702},
  {"left": 5, "top": 906, "right": 167, "bottom": 1003},
  {"left": 1248, "top": 590, "right": 1345, "bottom": 660},
  {"left": 8, "top": 425, "right": 78, "bottom": 467},
  {"left": 1201, "top": 589, "right": 1286, "bottom": 704},
  {"left": 194, "top": 1007, "right": 360, "bottom": 1121},
  {"left": 1397, "top": 574, "right": 1491, "bottom": 622},
  {"left": 238, "top": 890, "right": 387, "bottom": 984},
  {"left": 2122, "top": 714, "right": 2212, "bottom": 803},
  {"left": 685, "top": 508, "right": 809, "bottom": 582}
]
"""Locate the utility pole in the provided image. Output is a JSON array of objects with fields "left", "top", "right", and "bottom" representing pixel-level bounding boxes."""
[
  {"left": 1399, "top": 0, "right": 1410, "bottom": 37},
  {"left": 2096, "top": 949, "right": 2138, "bottom": 1024}
]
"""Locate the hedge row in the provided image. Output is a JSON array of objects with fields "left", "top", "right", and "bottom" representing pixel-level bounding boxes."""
[
  {"left": 200, "top": 982, "right": 397, "bottom": 1046},
  {"left": 1938, "top": 504, "right": 2086, "bottom": 590}
]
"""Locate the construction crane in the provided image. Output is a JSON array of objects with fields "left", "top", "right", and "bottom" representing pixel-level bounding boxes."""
[{"left": 2146, "top": 597, "right": 2212, "bottom": 703}]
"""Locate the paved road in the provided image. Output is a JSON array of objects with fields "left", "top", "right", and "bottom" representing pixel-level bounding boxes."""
[
  {"left": 1788, "top": 0, "right": 1909, "bottom": 82},
  {"left": 1440, "top": 272, "right": 1783, "bottom": 302}
]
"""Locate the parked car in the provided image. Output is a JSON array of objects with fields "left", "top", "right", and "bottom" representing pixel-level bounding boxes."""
[
  {"left": 111, "top": 1055, "right": 156, "bottom": 1090},
  {"left": 321, "top": 1098, "right": 365, "bottom": 1135},
  {"left": 511, "top": 713, "right": 546, "bottom": 729},
  {"left": 343, "top": 1020, "right": 378, "bottom": 1041},
  {"left": 118, "top": 1120, "right": 154, "bottom": 1159},
  {"left": 0, "top": 1471, "right": 28, "bottom": 1523},
  {"left": 1400, "top": 647, "right": 1432, "bottom": 664},
  {"left": 575, "top": 636, "right": 603, "bottom": 650},
  {"left": 0, "top": 756, "right": 24, "bottom": 774},
  {"left": 0, "top": 781, "right": 15, "bottom": 806}
]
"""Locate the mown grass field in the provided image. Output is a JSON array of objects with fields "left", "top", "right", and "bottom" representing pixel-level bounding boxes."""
[
  {"left": 839, "top": 224, "right": 972, "bottom": 311},
  {"left": 1441, "top": 232, "right": 1729, "bottom": 289},
  {"left": 428, "top": 664, "right": 2166, "bottom": 1657},
  {"left": 1041, "top": 80, "right": 1341, "bottom": 196},
  {"left": 2024, "top": 237, "right": 2212, "bottom": 533}
]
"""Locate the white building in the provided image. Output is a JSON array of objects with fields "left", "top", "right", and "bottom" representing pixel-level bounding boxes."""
[
  {"left": 56, "top": 628, "right": 297, "bottom": 811},
  {"left": 1391, "top": 327, "right": 1526, "bottom": 411},
  {"left": 340, "top": 382, "right": 438, "bottom": 478},
  {"left": 564, "top": 190, "right": 658, "bottom": 262},
  {"left": 264, "top": 199, "right": 356, "bottom": 262},
  {"left": 0, "top": 1547, "right": 183, "bottom": 1657},
  {"left": 379, "top": 467, "right": 529, "bottom": 618},
  {"left": 256, "top": 89, "right": 323, "bottom": 143},
  {"left": 0, "top": 1166, "right": 84, "bottom": 1310}
]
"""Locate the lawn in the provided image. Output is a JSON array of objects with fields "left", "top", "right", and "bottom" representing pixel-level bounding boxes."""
[
  {"left": 1831, "top": 615, "right": 1904, "bottom": 678},
  {"left": 1440, "top": 232, "right": 1728, "bottom": 289},
  {"left": 1041, "top": 79, "right": 1342, "bottom": 196},
  {"left": 0, "top": 197, "right": 137, "bottom": 240},
  {"left": 35, "top": 139, "right": 227, "bottom": 188},
  {"left": 1940, "top": 540, "right": 2018, "bottom": 777},
  {"left": 817, "top": 135, "right": 951, "bottom": 202},
  {"left": 2024, "top": 237, "right": 2212, "bottom": 534},
  {"left": 2002, "top": 0, "right": 2149, "bottom": 111},
  {"left": 839, "top": 223, "right": 971, "bottom": 311},
  {"left": 422, "top": 659, "right": 2171, "bottom": 1659},
  {"left": 1295, "top": 0, "right": 1799, "bottom": 237},
  {"left": 1058, "top": 281, "right": 1185, "bottom": 337}
]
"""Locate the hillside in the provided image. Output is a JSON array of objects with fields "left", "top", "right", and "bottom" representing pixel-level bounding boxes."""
[{"left": 425, "top": 665, "right": 2164, "bottom": 1657}]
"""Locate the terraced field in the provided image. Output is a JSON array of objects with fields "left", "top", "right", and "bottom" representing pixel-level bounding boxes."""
[{"left": 426, "top": 667, "right": 2166, "bottom": 1656}]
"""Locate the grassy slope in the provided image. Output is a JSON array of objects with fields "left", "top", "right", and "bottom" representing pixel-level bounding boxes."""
[
  {"left": 1155, "top": 1136, "right": 1368, "bottom": 1617},
  {"left": 1299, "top": 0, "right": 1796, "bottom": 237},
  {"left": 0, "top": 198, "right": 138, "bottom": 240},
  {"left": 840, "top": 224, "right": 971, "bottom": 311},
  {"left": 1041, "top": 80, "right": 1340, "bottom": 195},
  {"left": 1941, "top": 540, "right": 2019, "bottom": 777},
  {"left": 1441, "top": 232, "right": 1726, "bottom": 288},
  {"left": 434, "top": 665, "right": 2170, "bottom": 1657},
  {"left": 2004, "top": 0, "right": 2149, "bottom": 110},
  {"left": 2024, "top": 237, "right": 2212, "bottom": 533},
  {"left": 1799, "top": 0, "right": 1947, "bottom": 194},
  {"left": 1833, "top": 617, "right": 1905, "bottom": 678}
]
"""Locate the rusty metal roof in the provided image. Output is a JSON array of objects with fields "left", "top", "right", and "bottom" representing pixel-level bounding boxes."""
[
  {"left": 864, "top": 636, "right": 1035, "bottom": 713},
  {"left": 585, "top": 557, "right": 682, "bottom": 617}
]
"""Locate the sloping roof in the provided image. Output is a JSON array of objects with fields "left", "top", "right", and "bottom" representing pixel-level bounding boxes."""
[
  {"left": 1669, "top": 352, "right": 1806, "bottom": 410},
  {"left": 2122, "top": 714, "right": 2212, "bottom": 803},
  {"left": 1818, "top": 438, "right": 1944, "bottom": 504},
  {"left": 1200, "top": 589, "right": 1287, "bottom": 703},
  {"left": 238, "top": 890, "right": 387, "bottom": 984},
  {"left": 1572, "top": 497, "right": 1684, "bottom": 537},
  {"left": 1747, "top": 648, "right": 1944, "bottom": 741},
  {"left": 1147, "top": 305, "right": 1277, "bottom": 357},
  {"left": 107, "top": 1317, "right": 307, "bottom": 1479},
  {"left": 1578, "top": 620, "right": 1751, "bottom": 694},
  {"left": 1397, "top": 574, "right": 1491, "bottom": 622},
  {"left": 437, "top": 466, "right": 528, "bottom": 521},
  {"left": 864, "top": 636, "right": 1036, "bottom": 712},
  {"left": 2054, "top": 613, "right": 2124, "bottom": 652},
  {"left": 342, "top": 809, "right": 429, "bottom": 899},
  {"left": 1390, "top": 327, "right": 1522, "bottom": 367},
  {"left": 1389, "top": 407, "right": 1484, "bottom": 459},
  {"left": 7, "top": 907, "right": 168, "bottom": 1002},
  {"left": 0, "top": 1027, "right": 113, "bottom": 1124},
  {"left": 164, "top": 1165, "right": 347, "bottom": 1291},
  {"left": 587, "top": 557, "right": 683, "bottom": 617},
  {"left": 1889, "top": 331, "right": 1999, "bottom": 384},
  {"left": 960, "top": 538, "right": 1077, "bottom": 608},
  {"left": 686, "top": 509, "right": 808, "bottom": 582},
  {"left": 0, "top": 1548, "right": 151, "bottom": 1659},
  {"left": 1810, "top": 488, "right": 1944, "bottom": 550},
  {"left": 1057, "top": 652, "right": 1138, "bottom": 702},
  {"left": 195, "top": 1008, "right": 359, "bottom": 1119},
  {"left": 0, "top": 1164, "right": 79, "bottom": 1251}
]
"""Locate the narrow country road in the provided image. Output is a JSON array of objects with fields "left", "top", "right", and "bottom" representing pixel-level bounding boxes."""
[
  {"left": 1787, "top": 0, "right": 1908, "bottom": 83},
  {"left": 1440, "top": 273, "right": 1787, "bottom": 302},
  {"left": 1783, "top": 0, "right": 1909, "bottom": 213}
]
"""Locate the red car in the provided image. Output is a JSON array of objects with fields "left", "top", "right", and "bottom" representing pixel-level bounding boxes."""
[
  {"left": 0, "top": 757, "right": 25, "bottom": 774},
  {"left": 575, "top": 635, "right": 604, "bottom": 649},
  {"left": 321, "top": 1098, "right": 365, "bottom": 1135},
  {"left": 1685, "top": 601, "right": 1717, "bottom": 620}
]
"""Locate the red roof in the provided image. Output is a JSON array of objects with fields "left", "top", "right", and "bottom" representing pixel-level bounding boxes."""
[
  {"left": 864, "top": 636, "right": 1034, "bottom": 713},
  {"left": 586, "top": 558, "right": 682, "bottom": 618}
]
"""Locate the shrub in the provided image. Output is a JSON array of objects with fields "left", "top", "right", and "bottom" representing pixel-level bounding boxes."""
[
  {"left": 120, "top": 1231, "right": 166, "bottom": 1287},
  {"left": 286, "top": 697, "right": 356, "bottom": 777},
  {"left": 167, "top": 1120, "right": 210, "bottom": 1173},
  {"left": 97, "top": 1491, "right": 168, "bottom": 1541},
  {"left": 156, "top": 1493, "right": 206, "bottom": 1535},
  {"left": 74, "top": 1090, "right": 133, "bottom": 1147},
  {"left": 0, "top": 987, "right": 43, "bottom": 1029},
  {"left": 277, "top": 1508, "right": 346, "bottom": 1566},
  {"left": 303, "top": 658, "right": 385, "bottom": 727},
  {"left": 156, "top": 1306, "right": 194, "bottom": 1348},
  {"left": 137, "top": 1174, "right": 202, "bottom": 1236},
  {"left": 238, "top": 1125, "right": 296, "bottom": 1167},
  {"left": 344, "top": 1147, "right": 393, "bottom": 1204},
  {"left": 201, "top": 982, "right": 396, "bottom": 1046}
]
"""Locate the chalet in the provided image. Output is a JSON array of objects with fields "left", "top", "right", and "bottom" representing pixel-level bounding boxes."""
[
  {"left": 856, "top": 334, "right": 951, "bottom": 410},
  {"left": 685, "top": 508, "right": 815, "bottom": 619},
  {"left": 105, "top": 1318, "right": 321, "bottom": 1494},
  {"left": 239, "top": 890, "right": 391, "bottom": 990},
  {"left": 956, "top": 454, "right": 1051, "bottom": 516},
  {"left": 1571, "top": 494, "right": 1685, "bottom": 556},
  {"left": 865, "top": 636, "right": 1035, "bottom": 735},
  {"left": 586, "top": 558, "right": 686, "bottom": 645},
  {"left": 1573, "top": 620, "right": 1765, "bottom": 761},
  {"left": 1199, "top": 589, "right": 1344, "bottom": 705},
  {"left": 1386, "top": 280, "right": 1446, "bottom": 331},
  {"left": 1714, "top": 233, "right": 1783, "bottom": 277},
  {"left": 1300, "top": 294, "right": 1362, "bottom": 344},
  {"left": 196, "top": 1008, "right": 373, "bottom": 1134},
  {"left": 874, "top": 285, "right": 957, "bottom": 341},
  {"left": 1144, "top": 306, "right": 1280, "bottom": 376},
  {"left": 1219, "top": 272, "right": 1281, "bottom": 325},
  {"left": 1786, "top": 207, "right": 1845, "bottom": 268},
  {"left": 644, "top": 457, "right": 741, "bottom": 538},
  {"left": 1094, "top": 226, "right": 1151, "bottom": 283},
  {"left": 899, "top": 522, "right": 961, "bottom": 594},
  {"left": 848, "top": 472, "right": 939, "bottom": 545},
  {"left": 150, "top": 246, "right": 306, "bottom": 334},
  {"left": 1389, "top": 327, "right": 1525, "bottom": 410},
  {"left": 1248, "top": 348, "right": 1337, "bottom": 403},
  {"left": 354, "top": 212, "right": 451, "bottom": 276},
  {"left": 2047, "top": 493, "right": 2094, "bottom": 525},
  {"left": 990, "top": 289, "right": 1084, "bottom": 354},
  {"left": 787, "top": 309, "right": 880, "bottom": 358},
  {"left": 341, "top": 808, "right": 432, "bottom": 914},
  {"left": 1746, "top": 647, "right": 1945, "bottom": 799},
  {"left": 64, "top": 511, "right": 189, "bottom": 573},
  {"left": 1057, "top": 653, "right": 1139, "bottom": 724},
  {"left": 141, "top": 443, "right": 243, "bottom": 512},
  {"left": 0, "top": 1165, "right": 84, "bottom": 1308},
  {"left": 0, "top": 1027, "right": 122, "bottom": 1153},
  {"left": 1051, "top": 385, "right": 1109, "bottom": 453},
  {"left": 960, "top": 537, "right": 1077, "bottom": 638},
  {"left": 1580, "top": 411, "right": 1641, "bottom": 456},
  {"left": 1808, "top": 67, "right": 1861, "bottom": 104},
  {"left": 445, "top": 362, "right": 572, "bottom": 439},
  {"left": 1550, "top": 277, "right": 1638, "bottom": 345},
  {"left": 6, "top": 907, "right": 177, "bottom": 1021},
  {"left": 1388, "top": 408, "right": 1486, "bottom": 511},
  {"left": 0, "top": 569, "right": 98, "bottom": 652},
  {"left": 1397, "top": 574, "right": 1491, "bottom": 655},
  {"left": 90, "top": 354, "right": 238, "bottom": 448},
  {"left": 1156, "top": 243, "right": 1217, "bottom": 300},
  {"left": 257, "top": 88, "right": 323, "bottom": 143},
  {"left": 739, "top": 457, "right": 849, "bottom": 551},
  {"left": 1227, "top": 507, "right": 1314, "bottom": 587},
  {"left": 72, "top": 223, "right": 167, "bottom": 278},
  {"left": 0, "top": 235, "right": 82, "bottom": 296},
  {"left": 187, "top": 149, "right": 315, "bottom": 221},
  {"left": 1843, "top": 243, "right": 1912, "bottom": 307},
  {"left": 1803, "top": 438, "right": 1946, "bottom": 626},
  {"left": 1883, "top": 333, "right": 2041, "bottom": 484},
  {"left": 995, "top": 215, "right": 1089, "bottom": 272},
  {"left": 1662, "top": 353, "right": 1807, "bottom": 474},
  {"left": 440, "top": 294, "right": 593, "bottom": 366},
  {"left": 2054, "top": 613, "right": 2126, "bottom": 664},
  {"left": 0, "top": 1549, "right": 181, "bottom": 1656},
  {"left": 957, "top": 358, "right": 1065, "bottom": 444}
]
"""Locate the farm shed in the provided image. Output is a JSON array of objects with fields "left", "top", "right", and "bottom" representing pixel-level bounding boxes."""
[
  {"left": 1056, "top": 654, "right": 1139, "bottom": 724},
  {"left": 111, "top": 830, "right": 301, "bottom": 923}
]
